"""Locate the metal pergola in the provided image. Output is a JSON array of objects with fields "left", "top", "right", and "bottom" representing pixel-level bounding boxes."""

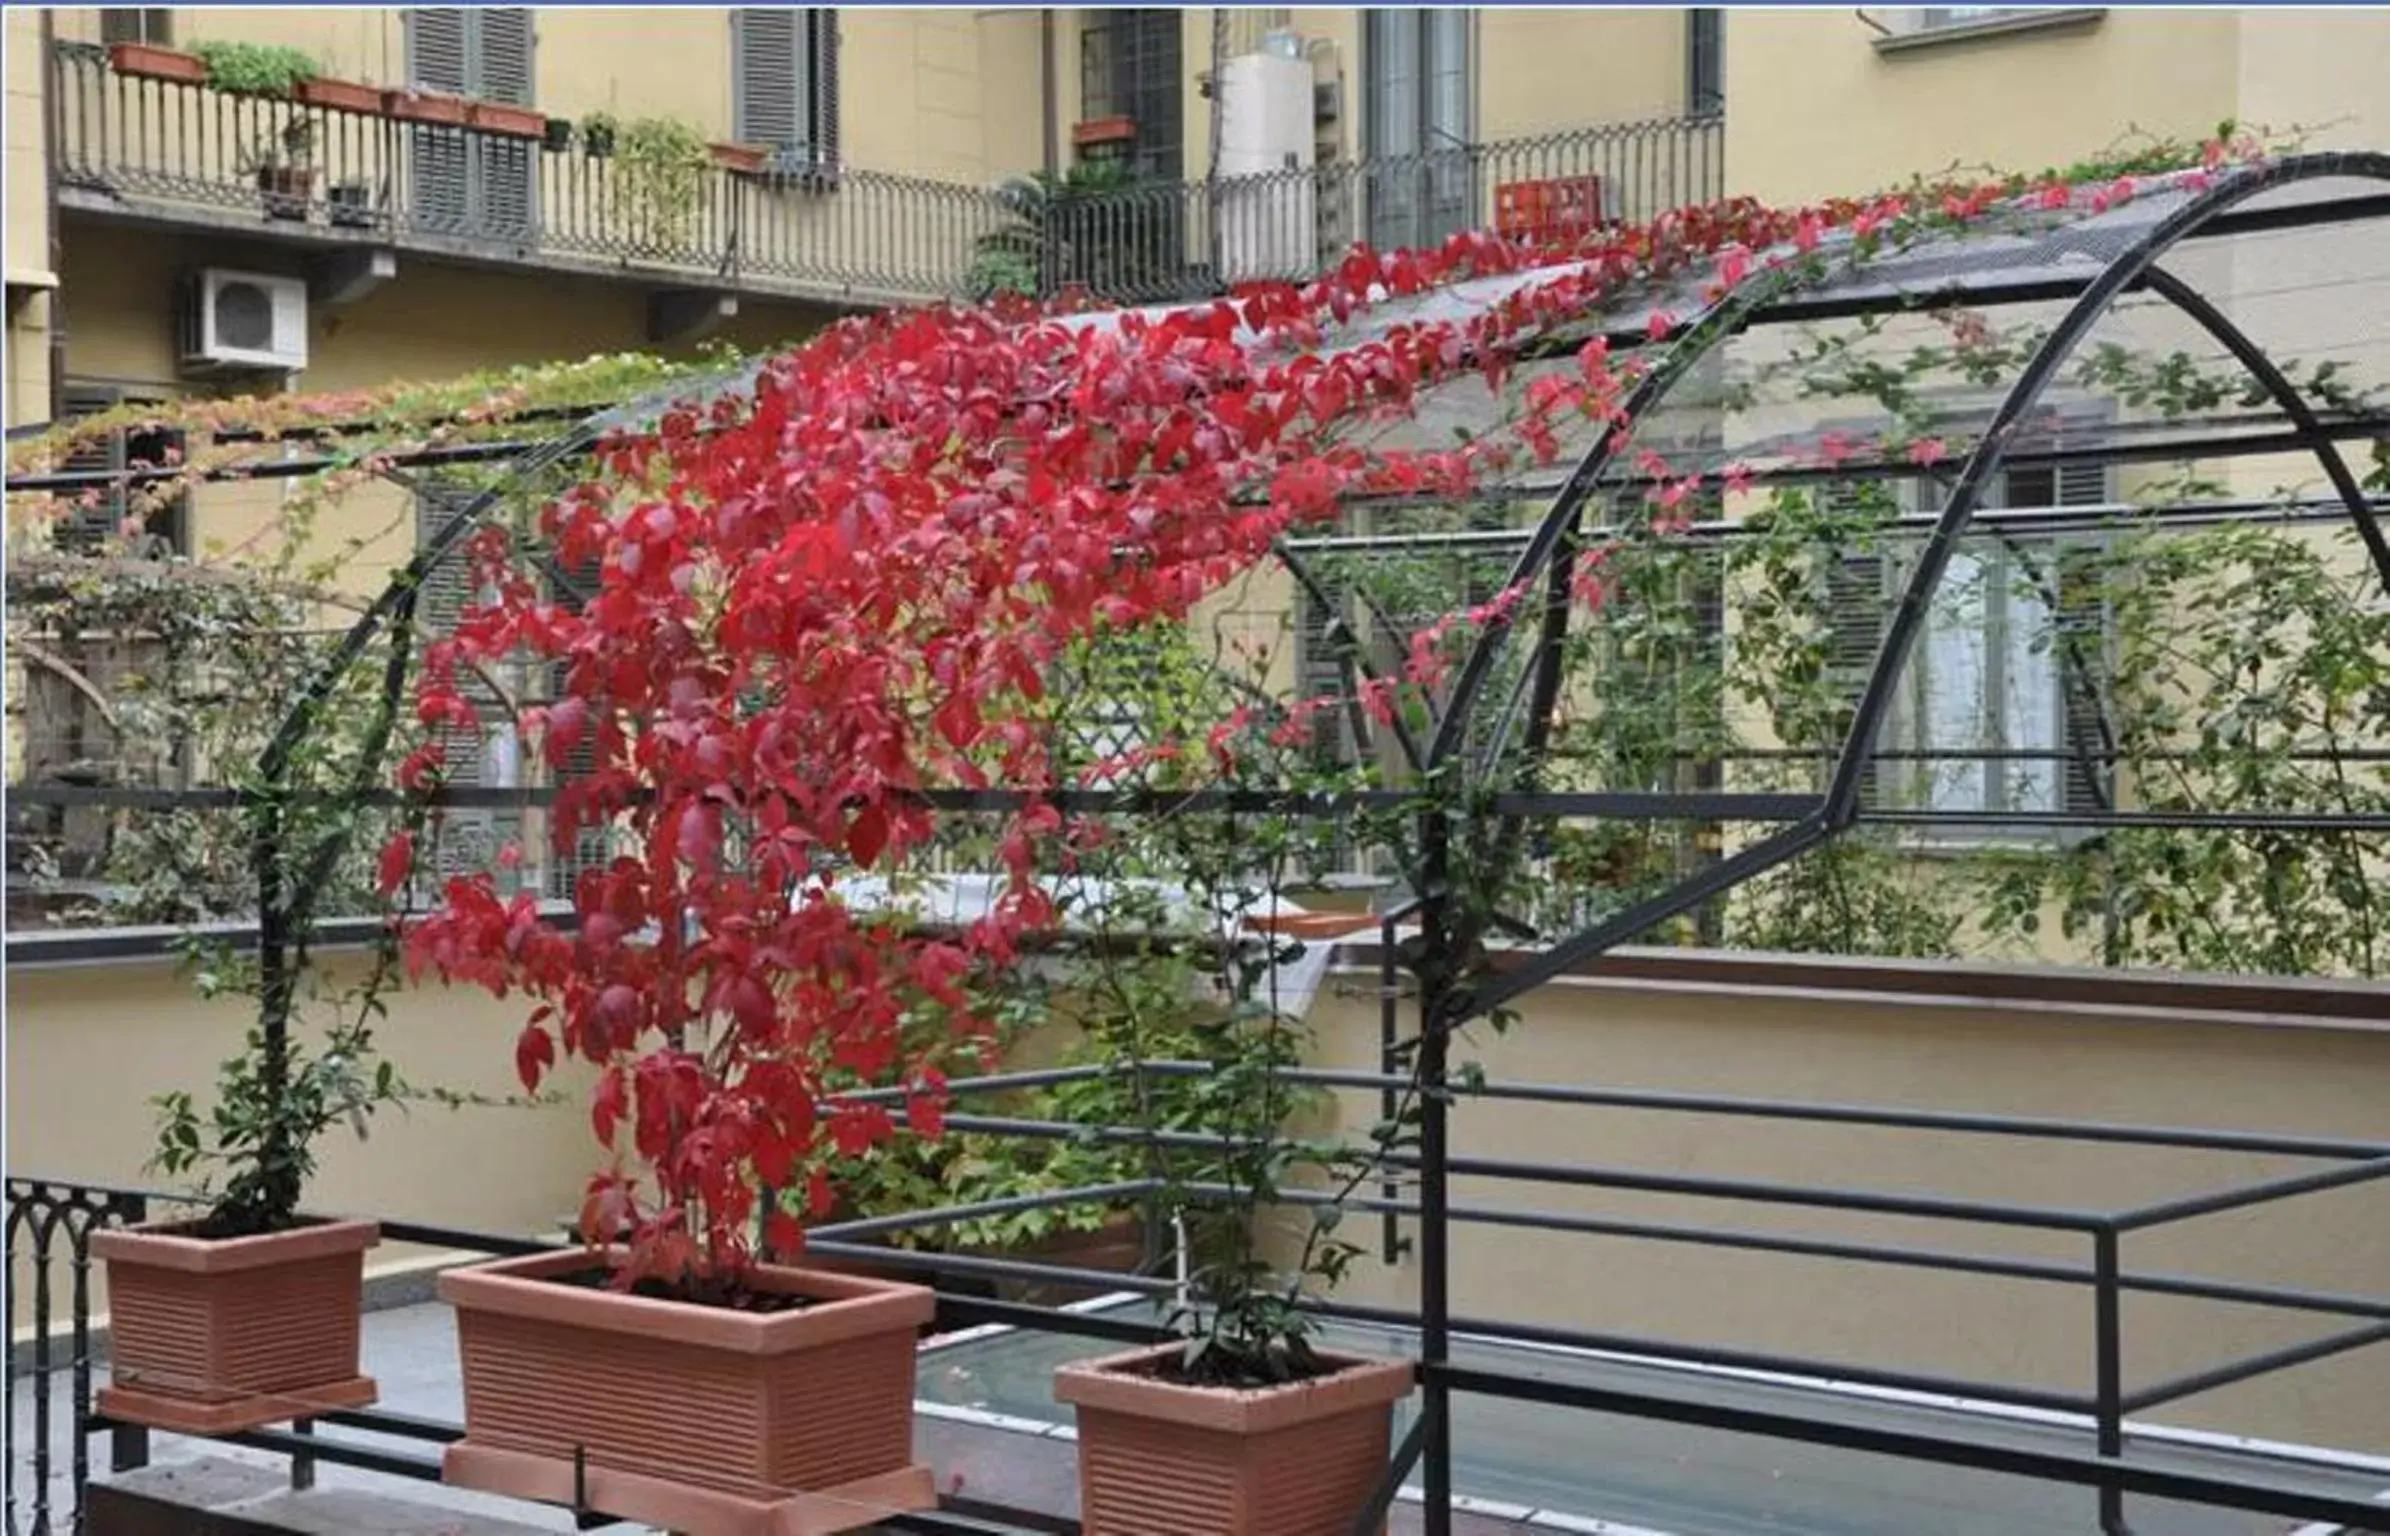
[{"left": 8, "top": 150, "right": 2390, "bottom": 1536}]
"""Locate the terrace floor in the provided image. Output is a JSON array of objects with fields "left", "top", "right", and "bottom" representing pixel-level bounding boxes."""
[{"left": 13, "top": 1296, "right": 2389, "bottom": 1535}]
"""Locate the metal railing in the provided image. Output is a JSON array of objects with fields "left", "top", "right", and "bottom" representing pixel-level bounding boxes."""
[
  {"left": 49, "top": 41, "right": 1723, "bottom": 310},
  {"left": 10, "top": 1056, "right": 2390, "bottom": 1535}
]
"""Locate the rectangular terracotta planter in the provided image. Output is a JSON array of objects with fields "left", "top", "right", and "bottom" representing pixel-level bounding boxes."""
[
  {"left": 711, "top": 141, "right": 769, "bottom": 174},
  {"left": 469, "top": 102, "right": 546, "bottom": 140},
  {"left": 440, "top": 1249, "right": 937, "bottom": 1536},
  {"left": 384, "top": 89, "right": 468, "bottom": 126},
  {"left": 107, "top": 42, "right": 206, "bottom": 84},
  {"left": 1055, "top": 1344, "right": 1416, "bottom": 1536},
  {"left": 295, "top": 76, "right": 383, "bottom": 115},
  {"left": 91, "top": 1217, "right": 379, "bottom": 1434}
]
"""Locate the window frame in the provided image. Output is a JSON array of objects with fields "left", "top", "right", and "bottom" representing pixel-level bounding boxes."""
[{"left": 98, "top": 9, "right": 174, "bottom": 47}]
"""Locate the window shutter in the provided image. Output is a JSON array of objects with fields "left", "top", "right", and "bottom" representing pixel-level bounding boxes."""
[
  {"left": 58, "top": 387, "right": 128, "bottom": 552},
  {"left": 406, "top": 9, "right": 472, "bottom": 232},
  {"left": 414, "top": 481, "right": 521, "bottom": 884},
  {"left": 544, "top": 545, "right": 608, "bottom": 900},
  {"left": 475, "top": 8, "right": 538, "bottom": 238},
  {"left": 733, "top": 9, "right": 807, "bottom": 158},
  {"left": 810, "top": 9, "right": 841, "bottom": 171}
]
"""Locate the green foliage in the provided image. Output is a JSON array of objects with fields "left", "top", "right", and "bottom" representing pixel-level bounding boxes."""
[
  {"left": 192, "top": 40, "right": 319, "bottom": 98},
  {"left": 966, "top": 160, "right": 1176, "bottom": 303},
  {"left": 610, "top": 115, "right": 714, "bottom": 244}
]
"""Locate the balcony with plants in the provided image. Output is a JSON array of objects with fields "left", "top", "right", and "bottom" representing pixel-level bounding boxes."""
[
  {"left": 52, "top": 37, "right": 1725, "bottom": 311},
  {"left": 7, "top": 132, "right": 2390, "bottom": 1536}
]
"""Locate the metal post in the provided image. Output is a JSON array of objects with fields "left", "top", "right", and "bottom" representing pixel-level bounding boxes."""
[
  {"left": 290, "top": 1417, "right": 317, "bottom": 1492},
  {"left": 1379, "top": 912, "right": 1402, "bottom": 1265},
  {"left": 2093, "top": 1227, "right": 2128, "bottom": 1536},
  {"left": 1417, "top": 808, "right": 1454, "bottom": 1536}
]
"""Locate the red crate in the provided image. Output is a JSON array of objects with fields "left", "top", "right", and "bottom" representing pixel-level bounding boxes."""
[{"left": 1495, "top": 176, "right": 1607, "bottom": 244}]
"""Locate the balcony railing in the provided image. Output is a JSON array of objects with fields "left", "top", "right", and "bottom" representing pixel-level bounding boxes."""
[{"left": 49, "top": 40, "right": 1724, "bottom": 310}]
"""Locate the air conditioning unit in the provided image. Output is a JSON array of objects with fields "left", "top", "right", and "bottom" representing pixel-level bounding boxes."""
[{"left": 180, "top": 269, "right": 308, "bottom": 374}]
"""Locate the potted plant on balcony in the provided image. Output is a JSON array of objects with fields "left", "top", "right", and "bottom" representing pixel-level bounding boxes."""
[
  {"left": 192, "top": 40, "right": 317, "bottom": 99},
  {"left": 541, "top": 115, "right": 575, "bottom": 154},
  {"left": 247, "top": 118, "right": 317, "bottom": 222},
  {"left": 578, "top": 111, "right": 618, "bottom": 158},
  {"left": 709, "top": 140, "right": 769, "bottom": 175},
  {"left": 296, "top": 72, "right": 385, "bottom": 116},
  {"left": 468, "top": 98, "right": 546, "bottom": 140},
  {"left": 1051, "top": 799, "right": 1415, "bottom": 1536},
  {"left": 107, "top": 39, "right": 207, "bottom": 85},
  {"left": 385, "top": 86, "right": 469, "bottom": 127}
]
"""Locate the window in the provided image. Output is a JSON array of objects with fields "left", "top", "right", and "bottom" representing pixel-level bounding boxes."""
[
  {"left": 98, "top": 9, "right": 173, "bottom": 46},
  {"left": 1078, "top": 9, "right": 1181, "bottom": 180},
  {"left": 732, "top": 9, "right": 841, "bottom": 172},
  {"left": 1686, "top": 10, "right": 1724, "bottom": 117},
  {"left": 1843, "top": 462, "right": 2111, "bottom": 825},
  {"left": 58, "top": 384, "right": 185, "bottom": 554},
  {"left": 1362, "top": 8, "right": 1473, "bottom": 252}
]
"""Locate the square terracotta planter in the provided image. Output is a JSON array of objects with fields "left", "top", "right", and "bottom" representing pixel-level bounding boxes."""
[
  {"left": 385, "top": 89, "right": 468, "bottom": 127},
  {"left": 1055, "top": 1345, "right": 1416, "bottom": 1536},
  {"left": 91, "top": 1217, "right": 380, "bottom": 1434},
  {"left": 295, "top": 76, "right": 384, "bottom": 115},
  {"left": 107, "top": 42, "right": 207, "bottom": 84},
  {"left": 440, "top": 1249, "right": 937, "bottom": 1536}
]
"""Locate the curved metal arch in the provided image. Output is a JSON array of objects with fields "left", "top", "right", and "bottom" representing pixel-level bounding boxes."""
[
  {"left": 1824, "top": 149, "right": 2390, "bottom": 832},
  {"left": 1468, "top": 148, "right": 2390, "bottom": 1022}
]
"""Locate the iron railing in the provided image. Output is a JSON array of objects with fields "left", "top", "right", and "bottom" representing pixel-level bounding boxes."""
[
  {"left": 48, "top": 41, "right": 1724, "bottom": 309},
  {"left": 10, "top": 1056, "right": 2390, "bottom": 1534}
]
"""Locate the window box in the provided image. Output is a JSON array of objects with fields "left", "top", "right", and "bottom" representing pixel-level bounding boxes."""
[
  {"left": 710, "top": 141, "right": 769, "bottom": 174},
  {"left": 294, "top": 75, "right": 383, "bottom": 115},
  {"left": 1072, "top": 114, "right": 1137, "bottom": 150},
  {"left": 384, "top": 88, "right": 468, "bottom": 127},
  {"left": 468, "top": 101, "right": 546, "bottom": 140},
  {"left": 107, "top": 41, "right": 206, "bottom": 84}
]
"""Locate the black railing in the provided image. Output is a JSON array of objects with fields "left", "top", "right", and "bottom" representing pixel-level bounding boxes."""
[
  {"left": 49, "top": 41, "right": 1723, "bottom": 309},
  {"left": 10, "top": 1059, "right": 2390, "bottom": 1535}
]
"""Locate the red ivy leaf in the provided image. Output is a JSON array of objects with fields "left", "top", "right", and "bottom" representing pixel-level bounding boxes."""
[{"left": 515, "top": 1023, "right": 556, "bottom": 1094}]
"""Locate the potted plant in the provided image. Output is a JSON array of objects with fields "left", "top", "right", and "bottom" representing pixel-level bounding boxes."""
[
  {"left": 385, "top": 87, "right": 469, "bottom": 126},
  {"left": 1050, "top": 804, "right": 1415, "bottom": 1535},
  {"left": 468, "top": 98, "right": 546, "bottom": 140},
  {"left": 249, "top": 118, "right": 317, "bottom": 222},
  {"left": 541, "top": 115, "right": 575, "bottom": 154},
  {"left": 107, "top": 40, "right": 207, "bottom": 85},
  {"left": 192, "top": 40, "right": 318, "bottom": 99},
  {"left": 328, "top": 179, "right": 374, "bottom": 229},
  {"left": 579, "top": 111, "right": 618, "bottom": 158},
  {"left": 92, "top": 912, "right": 409, "bottom": 1432}
]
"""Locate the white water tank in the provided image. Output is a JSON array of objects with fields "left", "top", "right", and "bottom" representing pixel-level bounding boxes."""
[{"left": 1217, "top": 49, "right": 1317, "bottom": 283}]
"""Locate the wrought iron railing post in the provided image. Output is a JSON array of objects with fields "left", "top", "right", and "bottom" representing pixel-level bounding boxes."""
[{"left": 2093, "top": 1224, "right": 2128, "bottom": 1536}]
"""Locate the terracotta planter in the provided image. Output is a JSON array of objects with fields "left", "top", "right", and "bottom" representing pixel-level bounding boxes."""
[
  {"left": 108, "top": 42, "right": 207, "bottom": 84},
  {"left": 384, "top": 89, "right": 468, "bottom": 126},
  {"left": 440, "top": 1249, "right": 937, "bottom": 1535},
  {"left": 91, "top": 1217, "right": 379, "bottom": 1434},
  {"left": 469, "top": 101, "right": 546, "bottom": 140},
  {"left": 1072, "top": 114, "right": 1137, "bottom": 149},
  {"left": 711, "top": 141, "right": 768, "bottom": 174},
  {"left": 294, "top": 76, "right": 382, "bottom": 115},
  {"left": 1056, "top": 1345, "right": 1416, "bottom": 1536}
]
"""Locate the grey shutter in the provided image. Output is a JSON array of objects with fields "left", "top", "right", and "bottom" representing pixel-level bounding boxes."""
[
  {"left": 475, "top": 8, "right": 538, "bottom": 241},
  {"left": 58, "top": 387, "right": 128, "bottom": 552},
  {"left": 545, "top": 545, "right": 608, "bottom": 901},
  {"left": 1809, "top": 480, "right": 1889, "bottom": 810},
  {"left": 407, "top": 9, "right": 472, "bottom": 233},
  {"left": 414, "top": 481, "right": 521, "bottom": 885},
  {"left": 2052, "top": 462, "right": 2113, "bottom": 815},
  {"left": 810, "top": 9, "right": 840, "bottom": 172},
  {"left": 734, "top": 9, "right": 820, "bottom": 167}
]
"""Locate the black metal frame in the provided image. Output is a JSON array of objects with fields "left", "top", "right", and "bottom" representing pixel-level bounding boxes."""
[{"left": 9, "top": 151, "right": 2390, "bottom": 1536}]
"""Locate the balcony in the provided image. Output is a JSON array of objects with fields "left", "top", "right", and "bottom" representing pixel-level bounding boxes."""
[{"left": 48, "top": 41, "right": 1724, "bottom": 312}]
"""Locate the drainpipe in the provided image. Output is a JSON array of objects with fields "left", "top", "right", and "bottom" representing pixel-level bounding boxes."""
[
  {"left": 39, "top": 7, "right": 66, "bottom": 421},
  {"left": 1039, "top": 9, "right": 1058, "bottom": 177}
]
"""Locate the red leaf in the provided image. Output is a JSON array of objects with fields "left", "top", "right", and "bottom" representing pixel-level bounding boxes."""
[
  {"left": 376, "top": 831, "right": 415, "bottom": 897},
  {"left": 848, "top": 802, "right": 890, "bottom": 868},
  {"left": 763, "top": 1208, "right": 805, "bottom": 1263},
  {"left": 515, "top": 1024, "right": 556, "bottom": 1093},
  {"left": 591, "top": 1065, "right": 627, "bottom": 1145}
]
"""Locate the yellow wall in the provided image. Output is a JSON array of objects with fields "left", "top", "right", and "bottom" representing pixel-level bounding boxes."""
[
  {"left": 1294, "top": 955, "right": 2390, "bottom": 1454},
  {"left": 1477, "top": 7, "right": 1689, "bottom": 143},
  {"left": 1724, "top": 10, "right": 2243, "bottom": 205}
]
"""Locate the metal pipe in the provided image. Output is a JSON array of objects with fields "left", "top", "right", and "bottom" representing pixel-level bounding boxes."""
[
  {"left": 812, "top": 1178, "right": 1159, "bottom": 1242},
  {"left": 2119, "top": 1320, "right": 2390, "bottom": 1415},
  {"left": 2113, "top": 1154, "right": 2390, "bottom": 1232},
  {"left": 1417, "top": 802, "right": 1455, "bottom": 1536},
  {"left": 2094, "top": 1227, "right": 2127, "bottom": 1534}
]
